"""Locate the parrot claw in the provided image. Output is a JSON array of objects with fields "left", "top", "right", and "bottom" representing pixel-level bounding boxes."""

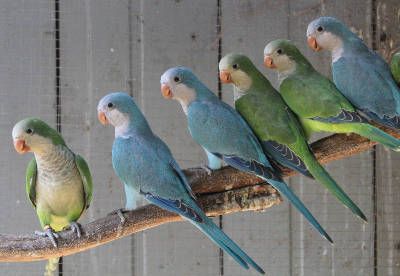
[
  {"left": 35, "top": 226, "right": 59, "bottom": 248},
  {"left": 108, "top": 208, "right": 128, "bottom": 225},
  {"left": 201, "top": 165, "right": 213, "bottom": 176},
  {"left": 66, "top": 222, "right": 82, "bottom": 238}
]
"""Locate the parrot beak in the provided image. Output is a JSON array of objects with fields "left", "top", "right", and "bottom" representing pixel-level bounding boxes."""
[
  {"left": 161, "top": 84, "right": 173, "bottom": 99},
  {"left": 264, "top": 55, "right": 276, "bottom": 69},
  {"left": 13, "top": 139, "right": 30, "bottom": 154},
  {"left": 307, "top": 36, "right": 321, "bottom": 51},
  {"left": 219, "top": 70, "right": 232, "bottom": 83},
  {"left": 98, "top": 111, "right": 109, "bottom": 125}
]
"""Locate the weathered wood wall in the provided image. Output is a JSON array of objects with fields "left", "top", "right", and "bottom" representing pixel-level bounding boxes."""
[{"left": 0, "top": 0, "right": 399, "bottom": 275}]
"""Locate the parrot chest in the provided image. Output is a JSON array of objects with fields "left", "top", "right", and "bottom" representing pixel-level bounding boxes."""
[
  {"left": 112, "top": 137, "right": 151, "bottom": 191},
  {"left": 35, "top": 149, "right": 84, "bottom": 218}
]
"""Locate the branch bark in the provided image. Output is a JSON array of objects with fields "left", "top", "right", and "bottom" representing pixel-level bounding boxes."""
[{"left": 0, "top": 126, "right": 398, "bottom": 262}]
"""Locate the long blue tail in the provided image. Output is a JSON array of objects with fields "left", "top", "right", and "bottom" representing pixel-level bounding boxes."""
[
  {"left": 268, "top": 178, "right": 333, "bottom": 243},
  {"left": 191, "top": 214, "right": 265, "bottom": 274},
  {"left": 223, "top": 156, "right": 333, "bottom": 243}
]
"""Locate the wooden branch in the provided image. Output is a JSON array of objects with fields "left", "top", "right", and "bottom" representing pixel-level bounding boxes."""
[{"left": 0, "top": 125, "right": 398, "bottom": 262}]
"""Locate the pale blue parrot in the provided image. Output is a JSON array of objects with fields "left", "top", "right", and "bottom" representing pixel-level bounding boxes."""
[
  {"left": 160, "top": 67, "right": 333, "bottom": 243},
  {"left": 97, "top": 92, "right": 265, "bottom": 274},
  {"left": 307, "top": 16, "right": 400, "bottom": 130}
]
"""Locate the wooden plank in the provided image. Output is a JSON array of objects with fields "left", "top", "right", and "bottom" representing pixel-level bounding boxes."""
[
  {"left": 0, "top": 0, "right": 56, "bottom": 274},
  {"left": 221, "top": 1, "right": 292, "bottom": 275},
  {"left": 59, "top": 0, "right": 136, "bottom": 274},
  {"left": 135, "top": 0, "right": 221, "bottom": 275},
  {"left": 288, "top": 2, "right": 375, "bottom": 275},
  {"left": 375, "top": 1, "right": 400, "bottom": 275}
]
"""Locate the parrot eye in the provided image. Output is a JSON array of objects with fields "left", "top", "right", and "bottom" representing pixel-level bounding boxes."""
[
  {"left": 174, "top": 76, "right": 181, "bottom": 82},
  {"left": 276, "top": 49, "right": 283, "bottom": 55},
  {"left": 232, "top": 64, "right": 239, "bottom": 69},
  {"left": 107, "top": 102, "right": 114, "bottom": 108},
  {"left": 317, "top": 26, "right": 323, "bottom": 32},
  {"left": 26, "top": 128, "right": 33, "bottom": 135}
]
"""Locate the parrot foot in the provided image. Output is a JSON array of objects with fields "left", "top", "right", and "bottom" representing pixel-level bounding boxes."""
[
  {"left": 65, "top": 222, "right": 82, "bottom": 238},
  {"left": 35, "top": 226, "right": 59, "bottom": 248},
  {"left": 201, "top": 164, "right": 213, "bottom": 176},
  {"left": 108, "top": 208, "right": 128, "bottom": 225}
]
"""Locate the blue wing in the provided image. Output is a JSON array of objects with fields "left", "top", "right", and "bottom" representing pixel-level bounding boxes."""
[
  {"left": 143, "top": 192, "right": 203, "bottom": 223},
  {"left": 333, "top": 55, "right": 400, "bottom": 125},
  {"left": 169, "top": 159, "right": 197, "bottom": 199},
  {"left": 187, "top": 100, "right": 269, "bottom": 166},
  {"left": 262, "top": 141, "right": 313, "bottom": 178},
  {"left": 214, "top": 153, "right": 280, "bottom": 181},
  {"left": 311, "top": 109, "right": 369, "bottom": 124},
  {"left": 361, "top": 110, "right": 400, "bottom": 130}
]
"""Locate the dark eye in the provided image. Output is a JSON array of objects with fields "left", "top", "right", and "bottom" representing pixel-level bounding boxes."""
[
  {"left": 26, "top": 128, "right": 33, "bottom": 135},
  {"left": 317, "top": 26, "right": 323, "bottom": 32},
  {"left": 107, "top": 102, "right": 114, "bottom": 108},
  {"left": 232, "top": 64, "right": 238, "bottom": 69},
  {"left": 277, "top": 49, "right": 282, "bottom": 55},
  {"left": 174, "top": 76, "right": 180, "bottom": 82}
]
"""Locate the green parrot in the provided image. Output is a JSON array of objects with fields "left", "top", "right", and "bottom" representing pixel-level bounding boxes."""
[
  {"left": 391, "top": 52, "right": 400, "bottom": 85},
  {"left": 219, "top": 53, "right": 366, "bottom": 222},
  {"left": 12, "top": 118, "right": 93, "bottom": 276},
  {"left": 263, "top": 39, "right": 400, "bottom": 150}
]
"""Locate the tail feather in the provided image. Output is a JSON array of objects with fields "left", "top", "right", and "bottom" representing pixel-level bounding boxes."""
[
  {"left": 44, "top": 257, "right": 59, "bottom": 276},
  {"left": 268, "top": 179, "right": 333, "bottom": 244},
  {"left": 302, "top": 149, "right": 367, "bottom": 222},
  {"left": 223, "top": 155, "right": 332, "bottom": 243},
  {"left": 355, "top": 123, "right": 400, "bottom": 151},
  {"left": 191, "top": 215, "right": 265, "bottom": 274}
]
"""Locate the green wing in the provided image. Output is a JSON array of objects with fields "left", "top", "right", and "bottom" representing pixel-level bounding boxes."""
[
  {"left": 235, "top": 92, "right": 297, "bottom": 145},
  {"left": 25, "top": 158, "right": 37, "bottom": 208},
  {"left": 280, "top": 72, "right": 355, "bottom": 119},
  {"left": 75, "top": 154, "right": 93, "bottom": 210},
  {"left": 391, "top": 52, "right": 400, "bottom": 84}
]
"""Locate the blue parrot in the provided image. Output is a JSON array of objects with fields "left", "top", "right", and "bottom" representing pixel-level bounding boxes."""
[
  {"left": 307, "top": 16, "right": 400, "bottom": 130},
  {"left": 160, "top": 67, "right": 333, "bottom": 243},
  {"left": 97, "top": 92, "right": 265, "bottom": 274}
]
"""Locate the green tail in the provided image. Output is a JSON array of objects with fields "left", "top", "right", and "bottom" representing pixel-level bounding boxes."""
[
  {"left": 353, "top": 123, "right": 400, "bottom": 151},
  {"left": 305, "top": 119, "right": 400, "bottom": 151},
  {"left": 300, "top": 145, "right": 367, "bottom": 222},
  {"left": 44, "top": 257, "right": 59, "bottom": 276}
]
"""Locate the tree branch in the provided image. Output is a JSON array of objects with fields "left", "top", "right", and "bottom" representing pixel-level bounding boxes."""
[{"left": 0, "top": 126, "right": 398, "bottom": 262}]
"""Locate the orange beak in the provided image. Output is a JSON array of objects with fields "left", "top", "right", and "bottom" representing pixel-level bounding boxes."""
[
  {"left": 13, "top": 139, "right": 30, "bottom": 154},
  {"left": 219, "top": 70, "right": 232, "bottom": 83},
  {"left": 264, "top": 55, "right": 276, "bottom": 69},
  {"left": 307, "top": 36, "right": 321, "bottom": 51},
  {"left": 161, "top": 84, "right": 173, "bottom": 99},
  {"left": 98, "top": 111, "right": 109, "bottom": 125}
]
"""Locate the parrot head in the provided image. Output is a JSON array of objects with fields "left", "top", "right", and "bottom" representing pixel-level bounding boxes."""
[
  {"left": 160, "top": 66, "right": 205, "bottom": 113},
  {"left": 97, "top": 92, "right": 141, "bottom": 132},
  {"left": 306, "top": 16, "right": 355, "bottom": 53},
  {"left": 218, "top": 53, "right": 256, "bottom": 91},
  {"left": 12, "top": 118, "right": 65, "bottom": 155},
  {"left": 264, "top": 39, "right": 310, "bottom": 73}
]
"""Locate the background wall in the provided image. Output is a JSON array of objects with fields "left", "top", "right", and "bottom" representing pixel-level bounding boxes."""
[{"left": 0, "top": 0, "right": 399, "bottom": 275}]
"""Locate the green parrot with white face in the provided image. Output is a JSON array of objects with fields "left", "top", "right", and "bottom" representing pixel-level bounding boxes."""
[
  {"left": 263, "top": 39, "right": 400, "bottom": 151},
  {"left": 219, "top": 53, "right": 366, "bottom": 222},
  {"left": 391, "top": 52, "right": 400, "bottom": 85},
  {"left": 12, "top": 118, "right": 93, "bottom": 276}
]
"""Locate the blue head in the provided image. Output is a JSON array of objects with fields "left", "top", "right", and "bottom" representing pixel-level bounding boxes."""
[
  {"left": 307, "top": 17, "right": 364, "bottom": 54},
  {"left": 97, "top": 92, "right": 151, "bottom": 136},
  {"left": 160, "top": 66, "right": 217, "bottom": 113}
]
